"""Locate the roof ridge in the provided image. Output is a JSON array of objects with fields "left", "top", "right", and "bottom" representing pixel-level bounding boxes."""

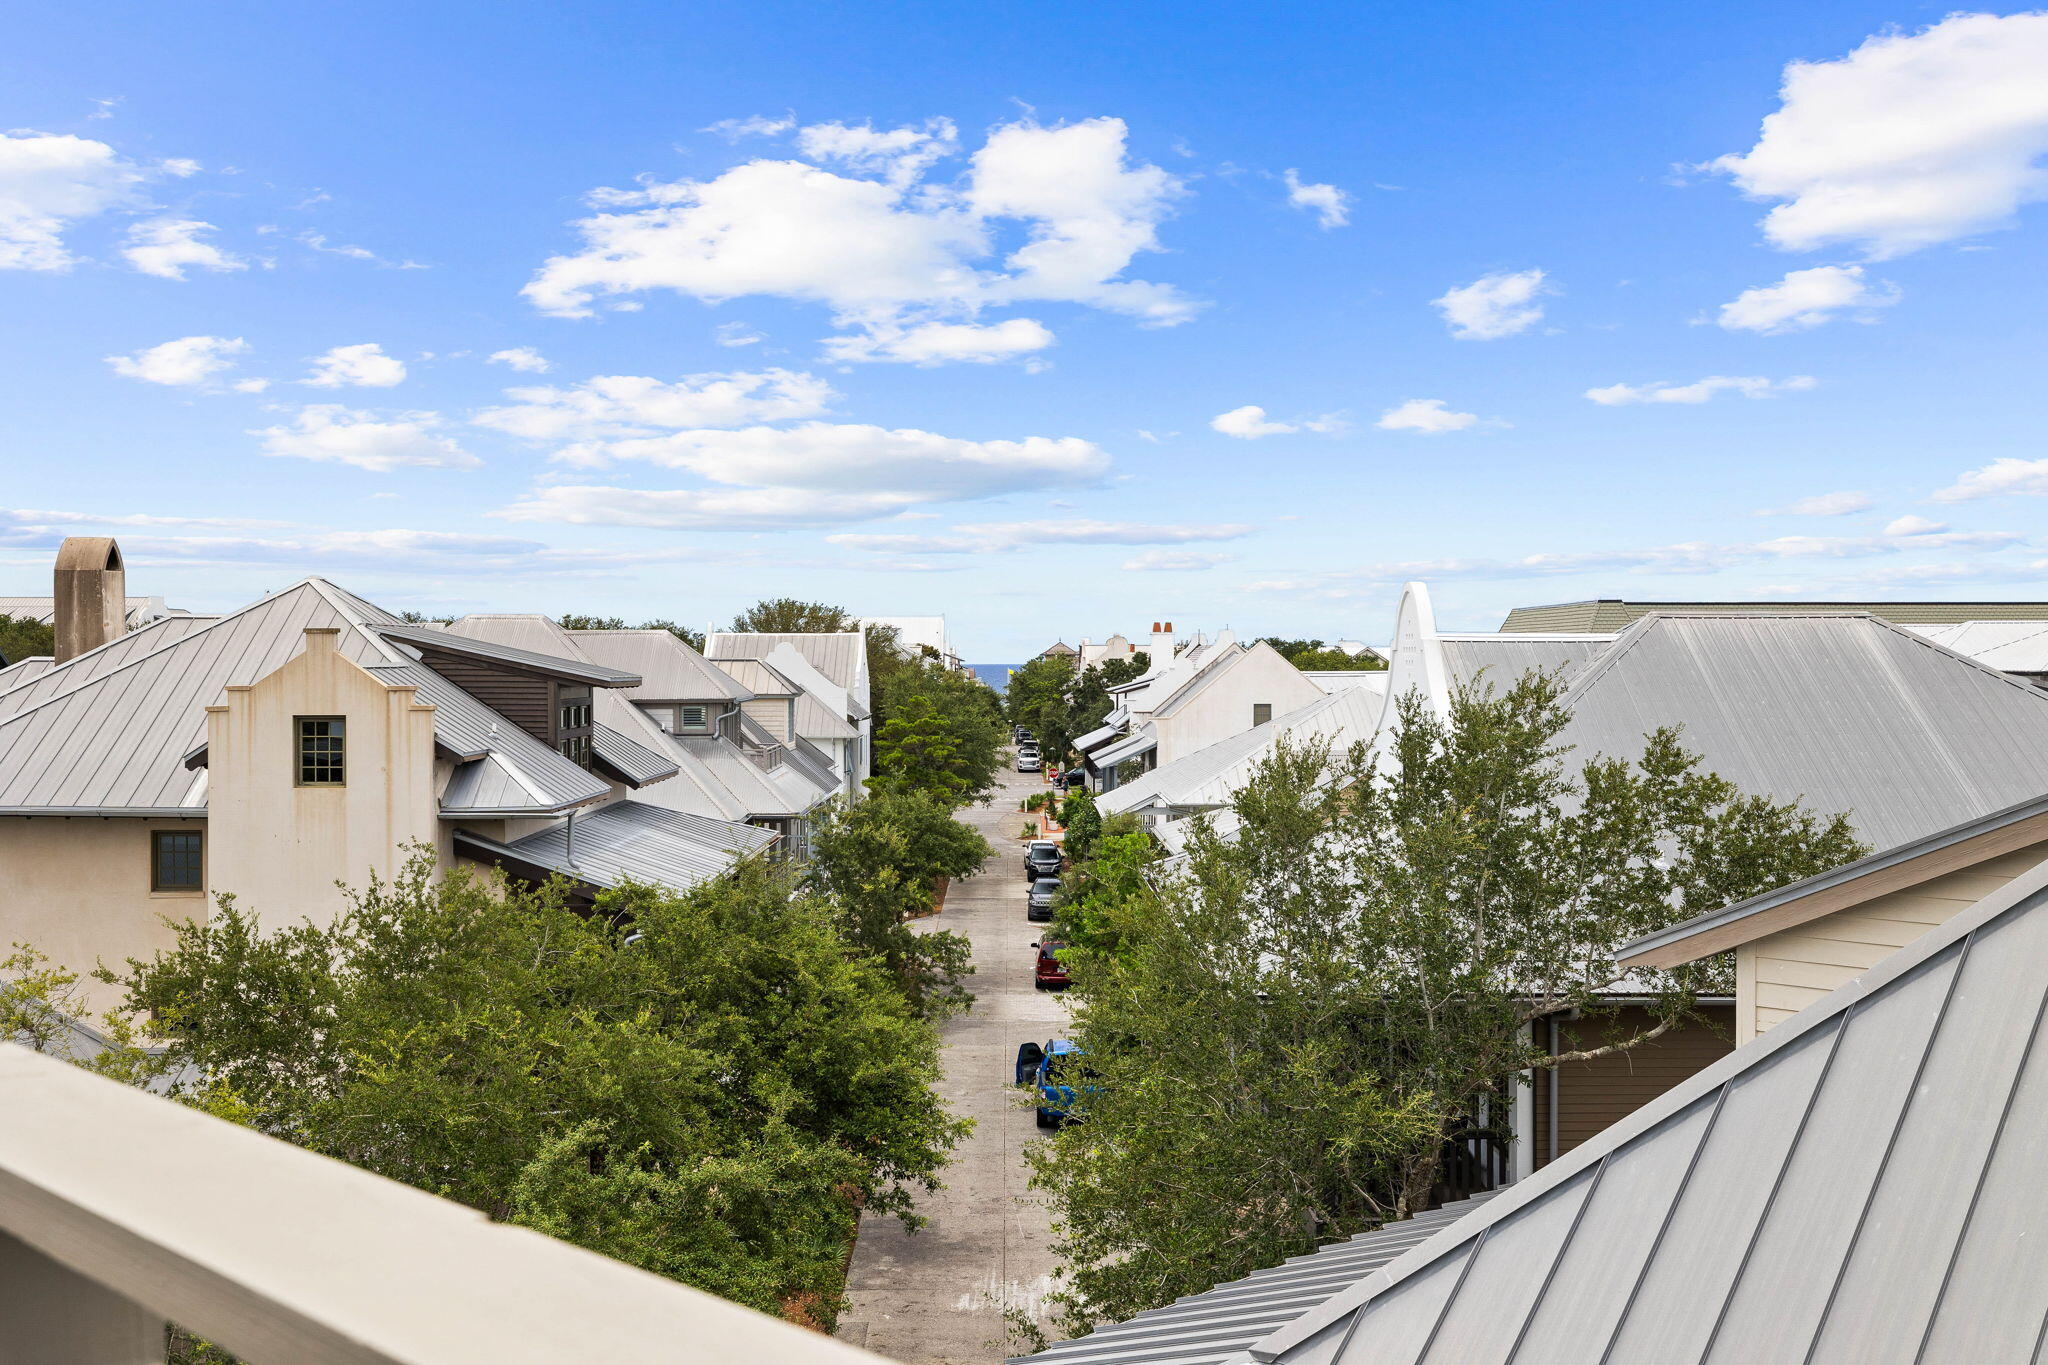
[{"left": 1876, "top": 611, "right": 2048, "bottom": 703}]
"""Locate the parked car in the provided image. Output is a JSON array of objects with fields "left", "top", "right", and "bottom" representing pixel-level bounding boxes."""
[
  {"left": 1027, "top": 875, "right": 1061, "bottom": 921},
  {"left": 1015, "top": 1038, "right": 1094, "bottom": 1127},
  {"left": 1023, "top": 841, "right": 1063, "bottom": 881},
  {"left": 1016, "top": 751, "right": 1042, "bottom": 773},
  {"left": 1061, "top": 768, "right": 1086, "bottom": 789},
  {"left": 1032, "top": 939, "right": 1069, "bottom": 990}
]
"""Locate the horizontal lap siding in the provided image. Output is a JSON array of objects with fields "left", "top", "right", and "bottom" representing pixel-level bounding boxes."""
[
  {"left": 741, "top": 698, "right": 788, "bottom": 741},
  {"left": 1535, "top": 1006, "right": 1735, "bottom": 1167},
  {"left": 1738, "top": 845, "right": 2048, "bottom": 1040}
]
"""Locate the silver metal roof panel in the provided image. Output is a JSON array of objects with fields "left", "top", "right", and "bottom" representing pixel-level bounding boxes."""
[
  {"left": 706, "top": 631, "right": 868, "bottom": 701},
  {"left": 387, "top": 621, "right": 640, "bottom": 686},
  {"left": 567, "top": 629, "right": 754, "bottom": 702},
  {"left": 467, "top": 799, "right": 777, "bottom": 892},
  {"left": 592, "top": 722, "right": 679, "bottom": 786}
]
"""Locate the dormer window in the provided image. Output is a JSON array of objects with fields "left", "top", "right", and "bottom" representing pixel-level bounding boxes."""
[
  {"left": 296, "top": 716, "right": 346, "bottom": 786},
  {"left": 676, "top": 703, "right": 711, "bottom": 734}
]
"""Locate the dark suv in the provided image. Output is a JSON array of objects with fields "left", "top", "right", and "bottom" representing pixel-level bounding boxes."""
[
  {"left": 1027, "top": 875, "right": 1061, "bottom": 922},
  {"left": 1023, "top": 841, "right": 1063, "bottom": 881}
]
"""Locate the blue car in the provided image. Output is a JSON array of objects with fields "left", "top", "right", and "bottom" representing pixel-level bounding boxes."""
[{"left": 1015, "top": 1038, "right": 1095, "bottom": 1128}]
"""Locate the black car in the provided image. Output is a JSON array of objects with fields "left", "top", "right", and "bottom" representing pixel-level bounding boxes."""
[
  {"left": 1027, "top": 876, "right": 1061, "bottom": 922},
  {"left": 1023, "top": 841, "right": 1063, "bottom": 881}
]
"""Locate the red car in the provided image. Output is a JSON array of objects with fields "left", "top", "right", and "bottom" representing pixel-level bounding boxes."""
[{"left": 1033, "top": 939, "right": 1070, "bottom": 990}]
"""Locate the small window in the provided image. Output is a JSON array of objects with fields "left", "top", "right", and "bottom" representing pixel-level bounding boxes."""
[
  {"left": 558, "top": 733, "right": 592, "bottom": 766},
  {"left": 296, "top": 716, "right": 346, "bottom": 786},
  {"left": 559, "top": 700, "right": 592, "bottom": 731},
  {"left": 1252, "top": 703, "right": 1273, "bottom": 726},
  {"left": 676, "top": 703, "right": 711, "bottom": 734},
  {"left": 151, "top": 830, "right": 204, "bottom": 892}
]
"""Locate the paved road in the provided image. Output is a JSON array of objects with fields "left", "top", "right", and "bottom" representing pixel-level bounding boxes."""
[{"left": 840, "top": 763, "right": 1067, "bottom": 1363}]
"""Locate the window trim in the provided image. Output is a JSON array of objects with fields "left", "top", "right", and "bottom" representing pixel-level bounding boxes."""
[
  {"left": 150, "top": 828, "right": 205, "bottom": 893},
  {"left": 675, "top": 703, "right": 712, "bottom": 734},
  {"left": 294, "top": 715, "right": 347, "bottom": 788},
  {"left": 1252, "top": 702, "right": 1274, "bottom": 726}
]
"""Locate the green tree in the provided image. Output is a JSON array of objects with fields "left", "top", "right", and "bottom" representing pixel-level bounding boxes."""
[
  {"left": 90, "top": 853, "right": 963, "bottom": 1324},
  {"left": 805, "top": 793, "right": 988, "bottom": 1018},
  {"left": 1031, "top": 671, "right": 1865, "bottom": 1333},
  {"left": 0, "top": 612, "right": 55, "bottom": 664},
  {"left": 869, "top": 670, "right": 1005, "bottom": 805},
  {"left": 1257, "top": 637, "right": 1385, "bottom": 671},
  {"left": 729, "top": 598, "right": 856, "bottom": 633},
  {"left": 558, "top": 614, "right": 706, "bottom": 651},
  {"left": 1045, "top": 817, "right": 1155, "bottom": 963}
]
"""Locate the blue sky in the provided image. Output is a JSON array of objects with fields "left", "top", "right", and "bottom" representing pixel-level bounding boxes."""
[{"left": 5, "top": 2, "right": 2047, "bottom": 660}]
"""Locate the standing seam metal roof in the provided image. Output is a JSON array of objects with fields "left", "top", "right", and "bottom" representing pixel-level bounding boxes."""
[
  {"left": 1012, "top": 1195, "right": 1494, "bottom": 1365},
  {"left": 706, "top": 631, "right": 868, "bottom": 700},
  {"left": 1256, "top": 850, "right": 2048, "bottom": 1365},
  {"left": 459, "top": 799, "right": 778, "bottom": 892},
  {"left": 566, "top": 629, "right": 754, "bottom": 702}
]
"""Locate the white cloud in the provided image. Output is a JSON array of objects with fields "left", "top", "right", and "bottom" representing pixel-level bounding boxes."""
[
  {"left": 121, "top": 217, "right": 244, "bottom": 280},
  {"left": 297, "top": 231, "right": 426, "bottom": 270},
  {"left": 0, "top": 131, "right": 156, "bottom": 270},
  {"left": 715, "top": 321, "right": 764, "bottom": 347},
  {"left": 703, "top": 114, "right": 796, "bottom": 141},
  {"left": 106, "top": 335, "right": 250, "bottom": 387},
  {"left": 1210, "top": 404, "right": 1343, "bottom": 438},
  {"left": 1756, "top": 491, "right": 1873, "bottom": 517},
  {"left": 496, "top": 485, "right": 918, "bottom": 530},
  {"left": 551, "top": 422, "right": 1108, "bottom": 497},
  {"left": 1708, "top": 12, "right": 2048, "bottom": 258},
  {"left": 796, "top": 118, "right": 957, "bottom": 185},
  {"left": 821, "top": 317, "right": 1054, "bottom": 365},
  {"left": 1884, "top": 514, "right": 1947, "bottom": 536},
  {"left": 1432, "top": 269, "right": 1550, "bottom": 339},
  {"left": 524, "top": 116, "right": 1194, "bottom": 361},
  {"left": 488, "top": 347, "right": 551, "bottom": 373},
  {"left": 474, "top": 368, "right": 834, "bottom": 442},
  {"left": 1124, "top": 549, "right": 1233, "bottom": 571},
  {"left": 1715, "top": 264, "right": 1900, "bottom": 334},
  {"left": 1281, "top": 169, "right": 1350, "bottom": 229},
  {"left": 1586, "top": 374, "right": 1816, "bottom": 405},
  {"left": 1376, "top": 398, "right": 1486, "bottom": 434},
  {"left": 829, "top": 518, "right": 1254, "bottom": 554},
  {"left": 1932, "top": 457, "right": 2048, "bottom": 504},
  {"left": 303, "top": 343, "right": 407, "bottom": 389},
  {"left": 254, "top": 406, "right": 480, "bottom": 472}
]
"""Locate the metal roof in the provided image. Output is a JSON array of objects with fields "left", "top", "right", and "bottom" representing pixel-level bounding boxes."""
[
  {"left": 1502, "top": 598, "right": 2048, "bottom": 634},
  {"left": 1555, "top": 612, "right": 2048, "bottom": 852},
  {"left": 1075, "top": 722, "right": 1124, "bottom": 753},
  {"left": 706, "top": 631, "right": 868, "bottom": 701},
  {"left": 759, "top": 644, "right": 861, "bottom": 741},
  {"left": 0, "top": 613, "right": 221, "bottom": 722},
  {"left": 1300, "top": 671, "right": 1390, "bottom": 694},
  {"left": 458, "top": 799, "right": 778, "bottom": 893},
  {"left": 1099, "top": 690, "right": 1371, "bottom": 817},
  {"left": 1254, "top": 851, "right": 2048, "bottom": 1365},
  {"left": 1906, "top": 619, "right": 2048, "bottom": 675},
  {"left": 592, "top": 722, "right": 680, "bottom": 786},
  {"left": 386, "top": 621, "right": 640, "bottom": 686},
  {"left": 566, "top": 629, "right": 753, "bottom": 702},
  {"left": 0, "top": 596, "right": 182, "bottom": 626},
  {"left": 1436, "top": 635, "right": 1611, "bottom": 693},
  {"left": 1012, "top": 1195, "right": 1494, "bottom": 1365},
  {"left": 1093, "top": 726, "right": 1159, "bottom": 769},
  {"left": 0, "top": 657, "right": 52, "bottom": 690},
  {"left": 712, "top": 657, "right": 800, "bottom": 698}
]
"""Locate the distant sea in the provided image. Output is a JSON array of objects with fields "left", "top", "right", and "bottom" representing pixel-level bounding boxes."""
[{"left": 969, "top": 663, "right": 1019, "bottom": 690}]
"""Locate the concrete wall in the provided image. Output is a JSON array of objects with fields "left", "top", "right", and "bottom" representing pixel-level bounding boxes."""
[
  {"left": 205, "top": 627, "right": 443, "bottom": 932},
  {"left": 1152, "top": 644, "right": 1323, "bottom": 765},
  {"left": 0, "top": 815, "right": 207, "bottom": 1011},
  {"left": 1735, "top": 844, "right": 2047, "bottom": 1041}
]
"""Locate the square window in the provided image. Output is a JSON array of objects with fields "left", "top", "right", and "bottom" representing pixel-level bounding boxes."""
[
  {"left": 1253, "top": 703, "right": 1273, "bottom": 726},
  {"left": 151, "top": 830, "right": 204, "bottom": 891},
  {"left": 677, "top": 704, "right": 710, "bottom": 733},
  {"left": 296, "top": 716, "right": 346, "bottom": 786}
]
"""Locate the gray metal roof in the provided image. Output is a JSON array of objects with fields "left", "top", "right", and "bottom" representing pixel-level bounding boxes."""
[
  {"left": 459, "top": 799, "right": 778, "bottom": 892},
  {"left": 361, "top": 660, "right": 611, "bottom": 814},
  {"left": 1555, "top": 612, "right": 2048, "bottom": 852},
  {"left": 1098, "top": 690, "right": 1380, "bottom": 818},
  {"left": 1906, "top": 619, "right": 2048, "bottom": 675},
  {"left": 706, "top": 631, "right": 868, "bottom": 701},
  {"left": 1013, "top": 1196, "right": 1495, "bottom": 1365},
  {"left": 1149, "top": 644, "right": 1250, "bottom": 717},
  {"left": 389, "top": 621, "right": 640, "bottom": 686},
  {"left": 1437, "top": 635, "right": 1611, "bottom": 693},
  {"left": 567, "top": 629, "right": 754, "bottom": 702},
  {"left": 0, "top": 613, "right": 220, "bottom": 722},
  {"left": 1075, "top": 722, "right": 1124, "bottom": 753},
  {"left": 0, "top": 595, "right": 182, "bottom": 626},
  {"left": 1094, "top": 726, "right": 1159, "bottom": 769},
  {"left": 1502, "top": 598, "right": 2048, "bottom": 633},
  {"left": 592, "top": 723, "right": 680, "bottom": 786},
  {"left": 0, "top": 657, "right": 52, "bottom": 690},
  {"left": 1255, "top": 850, "right": 2048, "bottom": 1365}
]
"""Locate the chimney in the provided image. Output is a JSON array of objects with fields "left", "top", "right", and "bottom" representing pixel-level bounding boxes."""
[{"left": 53, "top": 536, "right": 126, "bottom": 663}]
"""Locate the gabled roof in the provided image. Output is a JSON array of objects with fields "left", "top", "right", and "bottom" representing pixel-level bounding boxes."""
[
  {"left": 453, "top": 799, "right": 778, "bottom": 894},
  {"left": 1012, "top": 1194, "right": 1494, "bottom": 1365},
  {"left": 1101, "top": 685, "right": 1385, "bottom": 820},
  {"left": 1502, "top": 597, "right": 2048, "bottom": 633},
  {"left": 567, "top": 629, "right": 753, "bottom": 702},
  {"left": 1553, "top": 612, "right": 2048, "bottom": 852},
  {"left": 760, "top": 644, "right": 860, "bottom": 741},
  {"left": 713, "top": 657, "right": 800, "bottom": 699},
  {"left": 0, "top": 613, "right": 221, "bottom": 722},
  {"left": 1906, "top": 619, "right": 2048, "bottom": 675},
  {"left": 382, "top": 621, "right": 640, "bottom": 687},
  {"left": 706, "top": 631, "right": 868, "bottom": 701},
  {"left": 1254, "top": 850, "right": 2048, "bottom": 1365}
]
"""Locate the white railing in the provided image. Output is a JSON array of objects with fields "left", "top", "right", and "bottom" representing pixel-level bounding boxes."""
[{"left": 0, "top": 1043, "right": 889, "bottom": 1364}]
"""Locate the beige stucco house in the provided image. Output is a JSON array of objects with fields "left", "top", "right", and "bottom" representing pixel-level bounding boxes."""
[{"left": 0, "top": 542, "right": 783, "bottom": 1009}]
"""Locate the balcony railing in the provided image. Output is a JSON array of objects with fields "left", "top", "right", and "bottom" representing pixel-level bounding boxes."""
[{"left": 0, "top": 1042, "right": 887, "bottom": 1364}]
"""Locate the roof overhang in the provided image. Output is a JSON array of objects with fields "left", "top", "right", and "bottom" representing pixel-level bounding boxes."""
[
  {"left": 1619, "top": 792, "right": 2048, "bottom": 969},
  {"left": 378, "top": 624, "right": 642, "bottom": 688}
]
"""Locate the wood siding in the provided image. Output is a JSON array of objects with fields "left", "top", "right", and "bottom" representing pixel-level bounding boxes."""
[
  {"left": 411, "top": 649, "right": 552, "bottom": 742},
  {"left": 741, "top": 697, "right": 788, "bottom": 742},
  {"left": 1532, "top": 1005, "right": 1734, "bottom": 1168},
  {"left": 1735, "top": 845, "right": 2047, "bottom": 1041}
]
